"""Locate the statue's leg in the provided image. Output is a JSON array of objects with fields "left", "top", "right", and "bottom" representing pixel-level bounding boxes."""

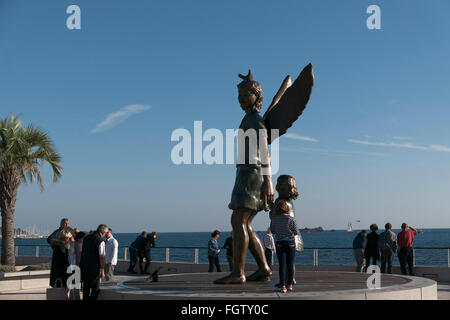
[
  {"left": 214, "top": 209, "right": 250, "bottom": 284},
  {"left": 232, "top": 209, "right": 252, "bottom": 277},
  {"left": 246, "top": 212, "right": 272, "bottom": 281}
]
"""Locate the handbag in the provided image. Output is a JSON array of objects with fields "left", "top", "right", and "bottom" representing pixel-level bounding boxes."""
[
  {"left": 46, "top": 279, "right": 81, "bottom": 300},
  {"left": 46, "top": 280, "right": 70, "bottom": 300},
  {"left": 288, "top": 208, "right": 304, "bottom": 252},
  {"left": 69, "top": 289, "right": 81, "bottom": 300},
  {"left": 294, "top": 233, "right": 304, "bottom": 252}
]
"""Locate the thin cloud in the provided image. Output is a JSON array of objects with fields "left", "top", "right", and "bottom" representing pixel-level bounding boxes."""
[
  {"left": 281, "top": 147, "right": 389, "bottom": 157},
  {"left": 91, "top": 104, "right": 151, "bottom": 133},
  {"left": 284, "top": 133, "right": 318, "bottom": 142},
  {"left": 348, "top": 139, "right": 427, "bottom": 150},
  {"left": 430, "top": 145, "right": 450, "bottom": 152},
  {"left": 348, "top": 139, "right": 450, "bottom": 153}
]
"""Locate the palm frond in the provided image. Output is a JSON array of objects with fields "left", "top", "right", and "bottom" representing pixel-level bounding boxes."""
[{"left": 0, "top": 114, "right": 63, "bottom": 190}]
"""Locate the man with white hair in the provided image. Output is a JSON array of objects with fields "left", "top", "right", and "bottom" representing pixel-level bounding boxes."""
[
  {"left": 80, "top": 224, "right": 108, "bottom": 300},
  {"left": 104, "top": 228, "right": 118, "bottom": 281}
]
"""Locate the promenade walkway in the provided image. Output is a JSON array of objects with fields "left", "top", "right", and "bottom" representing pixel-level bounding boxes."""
[
  {"left": 438, "top": 282, "right": 450, "bottom": 299},
  {"left": 0, "top": 288, "right": 47, "bottom": 300}
]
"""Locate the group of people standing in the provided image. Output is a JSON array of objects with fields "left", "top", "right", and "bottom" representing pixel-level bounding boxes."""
[
  {"left": 353, "top": 222, "right": 418, "bottom": 275},
  {"left": 208, "top": 231, "right": 235, "bottom": 273},
  {"left": 47, "top": 219, "right": 158, "bottom": 299},
  {"left": 47, "top": 218, "right": 118, "bottom": 300},
  {"left": 207, "top": 230, "right": 276, "bottom": 274}
]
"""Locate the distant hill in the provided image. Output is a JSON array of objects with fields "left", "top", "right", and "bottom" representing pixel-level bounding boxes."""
[{"left": 299, "top": 226, "right": 324, "bottom": 233}]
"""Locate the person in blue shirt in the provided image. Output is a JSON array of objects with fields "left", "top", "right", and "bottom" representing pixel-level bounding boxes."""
[
  {"left": 208, "top": 230, "right": 222, "bottom": 272},
  {"left": 352, "top": 230, "right": 367, "bottom": 272},
  {"left": 127, "top": 231, "right": 147, "bottom": 274}
]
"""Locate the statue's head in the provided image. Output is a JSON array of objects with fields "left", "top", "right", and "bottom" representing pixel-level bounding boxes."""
[
  {"left": 237, "top": 70, "right": 263, "bottom": 113},
  {"left": 276, "top": 174, "right": 299, "bottom": 200}
]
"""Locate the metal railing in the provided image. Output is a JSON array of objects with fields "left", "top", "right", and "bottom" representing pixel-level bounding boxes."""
[{"left": 12, "top": 245, "right": 450, "bottom": 267}]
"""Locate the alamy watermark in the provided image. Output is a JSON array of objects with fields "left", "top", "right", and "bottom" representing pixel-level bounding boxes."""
[
  {"left": 66, "top": 5, "right": 81, "bottom": 30},
  {"left": 170, "top": 121, "right": 280, "bottom": 175},
  {"left": 64, "top": 4, "right": 380, "bottom": 31},
  {"left": 367, "top": 5, "right": 381, "bottom": 30},
  {"left": 66, "top": 265, "right": 81, "bottom": 289},
  {"left": 366, "top": 265, "right": 381, "bottom": 290}
]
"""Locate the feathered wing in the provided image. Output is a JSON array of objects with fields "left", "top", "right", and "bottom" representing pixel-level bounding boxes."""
[
  {"left": 263, "top": 75, "right": 292, "bottom": 118},
  {"left": 263, "top": 63, "right": 314, "bottom": 144}
]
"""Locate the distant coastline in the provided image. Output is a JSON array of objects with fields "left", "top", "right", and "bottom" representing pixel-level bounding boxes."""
[{"left": 299, "top": 226, "right": 324, "bottom": 233}]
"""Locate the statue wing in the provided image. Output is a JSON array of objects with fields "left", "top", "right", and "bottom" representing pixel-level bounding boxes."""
[{"left": 263, "top": 63, "right": 314, "bottom": 144}]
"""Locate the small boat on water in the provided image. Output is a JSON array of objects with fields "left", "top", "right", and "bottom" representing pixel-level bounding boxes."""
[{"left": 347, "top": 222, "right": 353, "bottom": 233}]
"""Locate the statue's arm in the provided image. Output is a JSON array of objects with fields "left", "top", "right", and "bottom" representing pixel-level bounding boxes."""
[{"left": 261, "top": 130, "right": 274, "bottom": 210}]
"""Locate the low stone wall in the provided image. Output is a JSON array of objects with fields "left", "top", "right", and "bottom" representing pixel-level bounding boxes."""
[
  {"left": 0, "top": 272, "right": 50, "bottom": 292},
  {"left": 15, "top": 256, "right": 51, "bottom": 266}
]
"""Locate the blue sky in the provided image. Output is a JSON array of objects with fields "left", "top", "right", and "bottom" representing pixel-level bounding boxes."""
[{"left": 1, "top": 0, "right": 450, "bottom": 232}]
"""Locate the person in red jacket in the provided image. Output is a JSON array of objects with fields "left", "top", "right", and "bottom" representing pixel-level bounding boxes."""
[{"left": 397, "top": 223, "right": 418, "bottom": 276}]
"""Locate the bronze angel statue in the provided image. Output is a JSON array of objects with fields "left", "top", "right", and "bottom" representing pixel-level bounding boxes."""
[{"left": 214, "top": 64, "right": 314, "bottom": 284}]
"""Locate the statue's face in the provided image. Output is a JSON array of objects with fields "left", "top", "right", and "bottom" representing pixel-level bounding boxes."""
[
  {"left": 277, "top": 177, "right": 298, "bottom": 199},
  {"left": 238, "top": 88, "right": 257, "bottom": 111}
]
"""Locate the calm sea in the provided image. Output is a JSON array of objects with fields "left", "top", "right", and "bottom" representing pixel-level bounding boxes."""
[{"left": 9, "top": 229, "right": 450, "bottom": 266}]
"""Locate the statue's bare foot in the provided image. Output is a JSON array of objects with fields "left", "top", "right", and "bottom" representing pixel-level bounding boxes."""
[
  {"left": 246, "top": 268, "right": 272, "bottom": 281},
  {"left": 214, "top": 273, "right": 245, "bottom": 284}
]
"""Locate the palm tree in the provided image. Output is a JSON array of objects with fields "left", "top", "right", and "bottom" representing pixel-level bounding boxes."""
[{"left": 0, "top": 114, "right": 62, "bottom": 265}]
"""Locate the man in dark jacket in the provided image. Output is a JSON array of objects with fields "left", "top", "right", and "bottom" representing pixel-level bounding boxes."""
[
  {"left": 49, "top": 229, "right": 72, "bottom": 288},
  {"left": 352, "top": 230, "right": 367, "bottom": 272},
  {"left": 128, "top": 232, "right": 147, "bottom": 273},
  {"left": 141, "top": 232, "right": 157, "bottom": 274},
  {"left": 223, "top": 235, "right": 233, "bottom": 271},
  {"left": 47, "top": 218, "right": 70, "bottom": 248},
  {"left": 48, "top": 218, "right": 73, "bottom": 288},
  {"left": 79, "top": 224, "right": 108, "bottom": 300},
  {"left": 364, "top": 224, "right": 380, "bottom": 271}
]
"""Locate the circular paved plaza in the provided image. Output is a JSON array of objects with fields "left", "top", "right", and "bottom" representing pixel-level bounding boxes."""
[{"left": 99, "top": 271, "right": 437, "bottom": 300}]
